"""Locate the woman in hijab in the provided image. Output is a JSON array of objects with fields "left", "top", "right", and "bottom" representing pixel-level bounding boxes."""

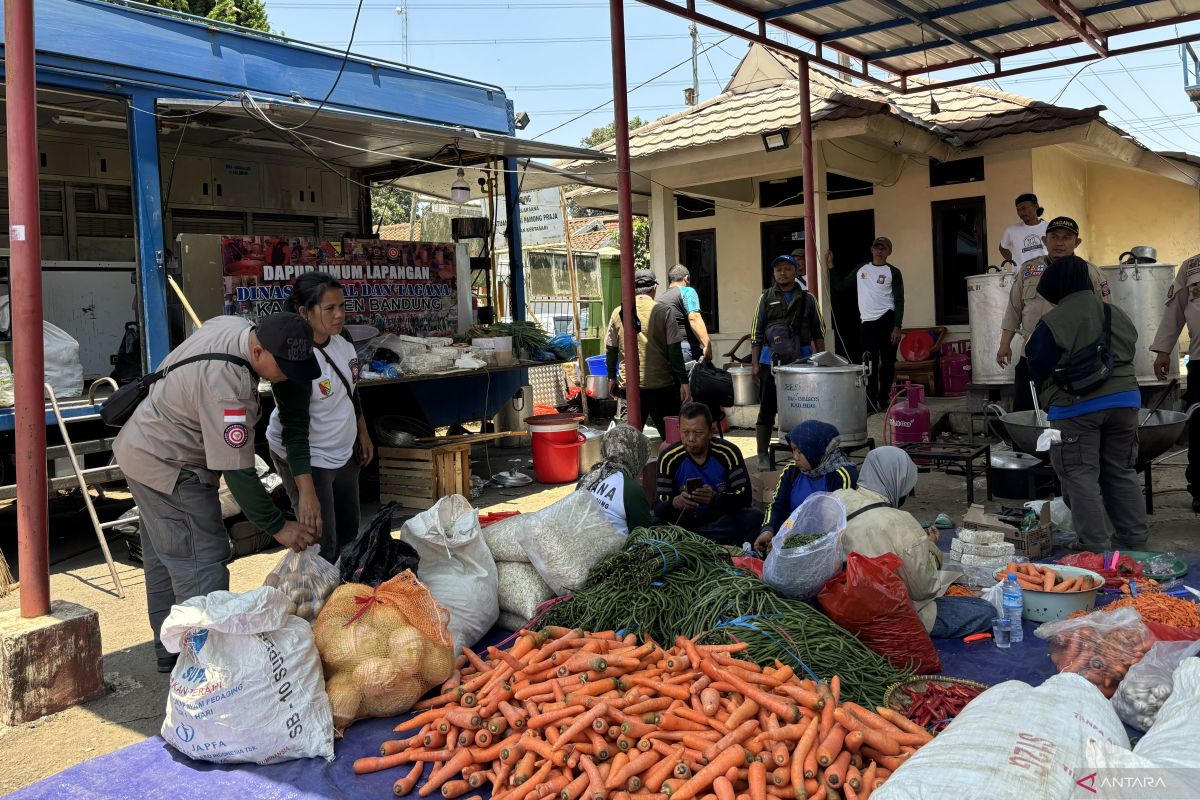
[
  {"left": 754, "top": 421, "right": 857, "bottom": 554},
  {"left": 1025, "top": 254, "right": 1146, "bottom": 552},
  {"left": 833, "top": 447, "right": 994, "bottom": 638},
  {"left": 578, "top": 424, "right": 653, "bottom": 535}
]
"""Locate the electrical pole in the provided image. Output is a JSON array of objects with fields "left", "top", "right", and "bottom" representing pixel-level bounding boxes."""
[
  {"left": 394, "top": 3, "right": 409, "bottom": 63},
  {"left": 688, "top": 23, "right": 699, "bottom": 106}
]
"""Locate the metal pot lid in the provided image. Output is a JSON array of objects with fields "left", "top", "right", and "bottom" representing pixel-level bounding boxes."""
[
  {"left": 990, "top": 451, "right": 1042, "bottom": 470},
  {"left": 493, "top": 468, "right": 533, "bottom": 487},
  {"left": 774, "top": 362, "right": 865, "bottom": 374}
]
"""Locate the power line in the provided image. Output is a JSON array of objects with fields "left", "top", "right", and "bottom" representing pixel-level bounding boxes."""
[{"left": 316, "top": 34, "right": 695, "bottom": 46}]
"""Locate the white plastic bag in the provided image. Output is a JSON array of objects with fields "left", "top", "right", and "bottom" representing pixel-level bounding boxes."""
[
  {"left": 160, "top": 586, "right": 334, "bottom": 764},
  {"left": 763, "top": 493, "right": 846, "bottom": 601},
  {"left": 496, "top": 560, "right": 554, "bottom": 623},
  {"left": 1130, "top": 657, "right": 1200, "bottom": 769},
  {"left": 515, "top": 490, "right": 625, "bottom": 595},
  {"left": 263, "top": 545, "right": 341, "bottom": 622},
  {"left": 42, "top": 321, "right": 83, "bottom": 398},
  {"left": 400, "top": 495, "right": 498, "bottom": 654},
  {"left": 482, "top": 514, "right": 532, "bottom": 563},
  {"left": 1111, "top": 640, "right": 1200, "bottom": 731},
  {"left": 873, "top": 673, "right": 1129, "bottom": 800}
]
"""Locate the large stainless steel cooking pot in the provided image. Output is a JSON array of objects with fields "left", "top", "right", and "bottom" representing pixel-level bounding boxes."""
[
  {"left": 988, "top": 403, "right": 1199, "bottom": 464},
  {"left": 1099, "top": 262, "right": 1179, "bottom": 385},
  {"left": 774, "top": 355, "right": 870, "bottom": 445},
  {"left": 966, "top": 268, "right": 1019, "bottom": 385}
]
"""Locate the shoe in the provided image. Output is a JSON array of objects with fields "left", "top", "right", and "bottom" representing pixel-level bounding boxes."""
[{"left": 157, "top": 654, "right": 178, "bottom": 674}]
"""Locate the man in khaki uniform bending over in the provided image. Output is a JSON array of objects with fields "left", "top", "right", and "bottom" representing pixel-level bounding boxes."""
[{"left": 114, "top": 312, "right": 321, "bottom": 671}]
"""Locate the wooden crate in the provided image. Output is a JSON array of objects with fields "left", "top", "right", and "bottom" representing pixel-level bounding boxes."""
[{"left": 378, "top": 443, "right": 472, "bottom": 510}]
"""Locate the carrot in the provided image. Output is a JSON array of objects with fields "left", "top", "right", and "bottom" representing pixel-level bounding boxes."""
[
  {"left": 747, "top": 760, "right": 768, "bottom": 800},
  {"left": 859, "top": 762, "right": 878, "bottom": 800},
  {"left": 727, "top": 698, "right": 761, "bottom": 730},
  {"left": 844, "top": 730, "right": 865, "bottom": 753},
  {"left": 832, "top": 709, "right": 900, "bottom": 757},
  {"left": 395, "top": 706, "right": 451, "bottom": 734},
  {"left": 529, "top": 704, "right": 585, "bottom": 730},
  {"left": 393, "top": 763, "right": 425, "bottom": 796},
  {"left": 703, "top": 720, "right": 760, "bottom": 763},
  {"left": 700, "top": 661, "right": 801, "bottom": 724},
  {"left": 562, "top": 772, "right": 592, "bottom": 800},
  {"left": 816, "top": 724, "right": 845, "bottom": 767},
  {"left": 607, "top": 749, "right": 659, "bottom": 789},
  {"left": 824, "top": 751, "right": 851, "bottom": 790},
  {"left": 713, "top": 776, "right": 737, "bottom": 800},
  {"left": 419, "top": 750, "right": 474, "bottom": 797},
  {"left": 439, "top": 780, "right": 471, "bottom": 799},
  {"left": 671, "top": 746, "right": 749, "bottom": 800},
  {"left": 701, "top": 688, "right": 723, "bottom": 716},
  {"left": 557, "top": 703, "right": 610, "bottom": 745},
  {"left": 873, "top": 708, "right": 932, "bottom": 744},
  {"left": 355, "top": 751, "right": 414, "bottom": 775}
]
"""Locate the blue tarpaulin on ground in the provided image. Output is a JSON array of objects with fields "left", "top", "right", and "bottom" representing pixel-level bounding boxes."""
[{"left": 9, "top": 554, "right": 1198, "bottom": 800}]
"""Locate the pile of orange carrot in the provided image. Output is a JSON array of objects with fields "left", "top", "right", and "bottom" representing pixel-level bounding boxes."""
[
  {"left": 353, "top": 626, "right": 931, "bottom": 800},
  {"left": 995, "top": 562, "right": 1101, "bottom": 593}
]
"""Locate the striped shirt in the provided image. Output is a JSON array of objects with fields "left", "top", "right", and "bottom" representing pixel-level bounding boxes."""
[{"left": 653, "top": 439, "right": 752, "bottom": 524}]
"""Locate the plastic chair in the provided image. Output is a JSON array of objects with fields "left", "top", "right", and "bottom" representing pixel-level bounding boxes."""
[{"left": 894, "top": 327, "right": 947, "bottom": 396}]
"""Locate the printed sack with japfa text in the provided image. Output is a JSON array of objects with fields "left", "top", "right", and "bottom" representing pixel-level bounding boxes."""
[
  {"left": 873, "top": 672, "right": 1129, "bottom": 800},
  {"left": 400, "top": 494, "right": 498, "bottom": 653},
  {"left": 160, "top": 586, "right": 334, "bottom": 764},
  {"left": 763, "top": 492, "right": 846, "bottom": 601}
]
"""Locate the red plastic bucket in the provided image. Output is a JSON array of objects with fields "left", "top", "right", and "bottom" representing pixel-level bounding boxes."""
[{"left": 524, "top": 414, "right": 584, "bottom": 483}]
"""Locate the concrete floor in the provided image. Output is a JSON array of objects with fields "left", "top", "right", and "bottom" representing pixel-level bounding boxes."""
[{"left": 0, "top": 414, "right": 1195, "bottom": 793}]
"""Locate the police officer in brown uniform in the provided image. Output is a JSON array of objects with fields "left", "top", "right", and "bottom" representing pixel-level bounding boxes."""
[
  {"left": 114, "top": 313, "right": 321, "bottom": 671},
  {"left": 1150, "top": 254, "right": 1200, "bottom": 513}
]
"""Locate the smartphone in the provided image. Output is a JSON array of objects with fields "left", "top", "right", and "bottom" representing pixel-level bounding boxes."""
[{"left": 686, "top": 477, "right": 704, "bottom": 493}]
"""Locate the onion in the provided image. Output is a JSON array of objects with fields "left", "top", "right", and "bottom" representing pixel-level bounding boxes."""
[
  {"left": 325, "top": 672, "right": 362, "bottom": 732},
  {"left": 388, "top": 627, "right": 426, "bottom": 673},
  {"left": 419, "top": 643, "right": 455, "bottom": 683},
  {"left": 353, "top": 657, "right": 405, "bottom": 697},
  {"left": 359, "top": 677, "right": 422, "bottom": 718}
]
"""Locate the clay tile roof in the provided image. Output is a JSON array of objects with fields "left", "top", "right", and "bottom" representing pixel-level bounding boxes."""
[{"left": 377, "top": 221, "right": 421, "bottom": 241}]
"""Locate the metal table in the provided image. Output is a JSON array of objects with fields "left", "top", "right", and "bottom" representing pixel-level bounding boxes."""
[{"left": 900, "top": 441, "right": 993, "bottom": 505}]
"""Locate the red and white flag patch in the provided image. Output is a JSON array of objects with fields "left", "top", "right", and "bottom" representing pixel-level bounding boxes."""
[{"left": 223, "top": 409, "right": 247, "bottom": 424}]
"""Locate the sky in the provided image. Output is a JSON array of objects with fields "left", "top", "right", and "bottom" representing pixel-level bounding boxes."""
[{"left": 260, "top": 0, "right": 1200, "bottom": 156}]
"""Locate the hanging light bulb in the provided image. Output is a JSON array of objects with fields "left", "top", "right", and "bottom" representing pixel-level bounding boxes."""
[{"left": 450, "top": 168, "right": 471, "bottom": 203}]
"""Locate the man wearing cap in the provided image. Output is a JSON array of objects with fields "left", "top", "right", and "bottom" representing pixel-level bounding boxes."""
[
  {"left": 829, "top": 237, "right": 904, "bottom": 409},
  {"left": 658, "top": 264, "right": 711, "bottom": 363},
  {"left": 997, "top": 216, "right": 1111, "bottom": 412},
  {"left": 1150, "top": 254, "right": 1200, "bottom": 513},
  {"left": 114, "top": 313, "right": 321, "bottom": 671},
  {"left": 605, "top": 269, "right": 691, "bottom": 438},
  {"left": 999, "top": 193, "right": 1049, "bottom": 270},
  {"left": 751, "top": 253, "right": 825, "bottom": 469}
]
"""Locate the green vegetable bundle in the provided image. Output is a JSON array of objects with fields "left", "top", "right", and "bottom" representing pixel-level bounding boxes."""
[
  {"left": 465, "top": 320, "right": 551, "bottom": 356},
  {"left": 535, "top": 526, "right": 911, "bottom": 706}
]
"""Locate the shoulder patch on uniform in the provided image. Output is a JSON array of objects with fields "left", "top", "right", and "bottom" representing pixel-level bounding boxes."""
[
  {"left": 1167, "top": 284, "right": 1176, "bottom": 304},
  {"left": 223, "top": 408, "right": 247, "bottom": 424},
  {"left": 224, "top": 423, "right": 249, "bottom": 448},
  {"left": 1100, "top": 281, "right": 1110, "bottom": 298}
]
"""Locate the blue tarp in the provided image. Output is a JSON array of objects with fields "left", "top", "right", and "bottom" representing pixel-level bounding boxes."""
[{"left": 9, "top": 555, "right": 1198, "bottom": 800}]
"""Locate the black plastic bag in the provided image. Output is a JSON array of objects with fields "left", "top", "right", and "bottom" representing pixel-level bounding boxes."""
[
  {"left": 337, "top": 502, "right": 421, "bottom": 587},
  {"left": 689, "top": 361, "right": 735, "bottom": 408}
]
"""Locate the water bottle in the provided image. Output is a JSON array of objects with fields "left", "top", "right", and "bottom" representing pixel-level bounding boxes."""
[{"left": 1002, "top": 573, "right": 1025, "bottom": 643}]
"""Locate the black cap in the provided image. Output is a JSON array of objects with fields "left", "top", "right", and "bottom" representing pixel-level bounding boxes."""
[
  {"left": 1046, "top": 216, "right": 1080, "bottom": 236},
  {"left": 1015, "top": 193, "right": 1038, "bottom": 206},
  {"left": 255, "top": 312, "right": 320, "bottom": 382},
  {"left": 634, "top": 269, "right": 658, "bottom": 288}
]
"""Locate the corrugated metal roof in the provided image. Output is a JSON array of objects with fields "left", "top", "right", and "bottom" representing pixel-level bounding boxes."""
[{"left": 640, "top": 0, "right": 1200, "bottom": 86}]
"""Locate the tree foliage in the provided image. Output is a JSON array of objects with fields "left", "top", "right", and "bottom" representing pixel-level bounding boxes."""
[
  {"left": 579, "top": 116, "right": 646, "bottom": 148},
  {"left": 371, "top": 185, "right": 416, "bottom": 228},
  {"left": 112, "top": 0, "right": 271, "bottom": 31}
]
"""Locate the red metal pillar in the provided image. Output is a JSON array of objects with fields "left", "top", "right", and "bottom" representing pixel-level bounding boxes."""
[
  {"left": 5, "top": 0, "right": 50, "bottom": 618},
  {"left": 799, "top": 57, "right": 818, "bottom": 300},
  {"left": 609, "top": 0, "right": 641, "bottom": 425}
]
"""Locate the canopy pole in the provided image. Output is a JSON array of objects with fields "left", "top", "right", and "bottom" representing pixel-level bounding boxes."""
[
  {"left": 609, "top": 0, "right": 642, "bottom": 426},
  {"left": 5, "top": 0, "right": 50, "bottom": 618},
  {"left": 799, "top": 57, "right": 818, "bottom": 301},
  {"left": 502, "top": 157, "right": 526, "bottom": 321}
]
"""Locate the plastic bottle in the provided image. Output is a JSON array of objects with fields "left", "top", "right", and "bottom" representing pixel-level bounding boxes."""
[{"left": 1002, "top": 573, "right": 1024, "bottom": 643}]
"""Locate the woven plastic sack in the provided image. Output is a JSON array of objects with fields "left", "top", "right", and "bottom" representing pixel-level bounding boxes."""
[
  {"left": 160, "top": 586, "right": 334, "bottom": 764},
  {"left": 496, "top": 560, "right": 554, "bottom": 623},
  {"left": 43, "top": 320, "right": 83, "bottom": 398},
  {"left": 818, "top": 551, "right": 941, "bottom": 673},
  {"left": 1111, "top": 640, "right": 1200, "bottom": 731},
  {"left": 312, "top": 571, "right": 455, "bottom": 734},
  {"left": 1035, "top": 606, "right": 1155, "bottom": 698},
  {"left": 400, "top": 495, "right": 499, "bottom": 653},
  {"left": 263, "top": 545, "right": 340, "bottom": 622},
  {"left": 515, "top": 490, "right": 625, "bottom": 595},
  {"left": 482, "top": 513, "right": 531, "bottom": 563},
  {"left": 763, "top": 492, "right": 846, "bottom": 601},
  {"left": 873, "top": 673, "right": 1129, "bottom": 800},
  {"left": 497, "top": 610, "right": 530, "bottom": 632}
]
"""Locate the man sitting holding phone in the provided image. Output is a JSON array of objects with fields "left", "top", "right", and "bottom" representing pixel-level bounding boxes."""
[{"left": 653, "top": 403, "right": 762, "bottom": 544}]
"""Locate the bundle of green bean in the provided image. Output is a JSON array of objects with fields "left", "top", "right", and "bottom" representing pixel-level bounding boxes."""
[{"left": 534, "top": 525, "right": 910, "bottom": 706}]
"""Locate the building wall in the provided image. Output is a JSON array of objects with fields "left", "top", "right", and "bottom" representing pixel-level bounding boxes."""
[
  {"left": 658, "top": 144, "right": 1035, "bottom": 351},
  {"left": 1086, "top": 162, "right": 1200, "bottom": 267},
  {"left": 1031, "top": 146, "right": 1092, "bottom": 260}
]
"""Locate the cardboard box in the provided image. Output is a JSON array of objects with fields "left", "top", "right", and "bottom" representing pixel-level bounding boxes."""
[
  {"left": 961, "top": 503, "right": 1052, "bottom": 560},
  {"left": 751, "top": 468, "right": 785, "bottom": 506}
]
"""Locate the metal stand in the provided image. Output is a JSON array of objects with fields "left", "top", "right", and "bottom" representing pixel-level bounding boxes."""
[
  {"left": 44, "top": 381, "right": 126, "bottom": 598},
  {"left": 768, "top": 438, "right": 875, "bottom": 470},
  {"left": 900, "top": 442, "right": 993, "bottom": 506}
]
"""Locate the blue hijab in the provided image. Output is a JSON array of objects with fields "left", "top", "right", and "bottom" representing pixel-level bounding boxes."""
[{"left": 785, "top": 420, "right": 853, "bottom": 478}]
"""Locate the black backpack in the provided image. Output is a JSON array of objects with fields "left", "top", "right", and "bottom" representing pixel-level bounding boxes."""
[
  {"left": 110, "top": 322, "right": 141, "bottom": 386},
  {"left": 1052, "top": 304, "right": 1114, "bottom": 396}
]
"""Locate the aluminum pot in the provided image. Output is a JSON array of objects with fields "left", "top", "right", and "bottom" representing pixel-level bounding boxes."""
[
  {"left": 966, "top": 269, "right": 1018, "bottom": 385},
  {"left": 729, "top": 365, "right": 758, "bottom": 406},
  {"left": 586, "top": 374, "right": 610, "bottom": 399},
  {"left": 774, "top": 357, "right": 869, "bottom": 445},
  {"left": 578, "top": 426, "right": 604, "bottom": 474},
  {"left": 1099, "top": 262, "right": 1179, "bottom": 385}
]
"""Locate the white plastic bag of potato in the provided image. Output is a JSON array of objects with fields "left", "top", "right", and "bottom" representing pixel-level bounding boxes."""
[
  {"left": 515, "top": 490, "right": 625, "bottom": 594},
  {"left": 1130, "top": 656, "right": 1200, "bottom": 769},
  {"left": 495, "top": 560, "right": 554, "bottom": 623},
  {"left": 262, "top": 544, "right": 341, "bottom": 622},
  {"left": 160, "top": 586, "right": 334, "bottom": 764},
  {"left": 873, "top": 673, "right": 1129, "bottom": 800},
  {"left": 401, "top": 494, "right": 498, "bottom": 653}
]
